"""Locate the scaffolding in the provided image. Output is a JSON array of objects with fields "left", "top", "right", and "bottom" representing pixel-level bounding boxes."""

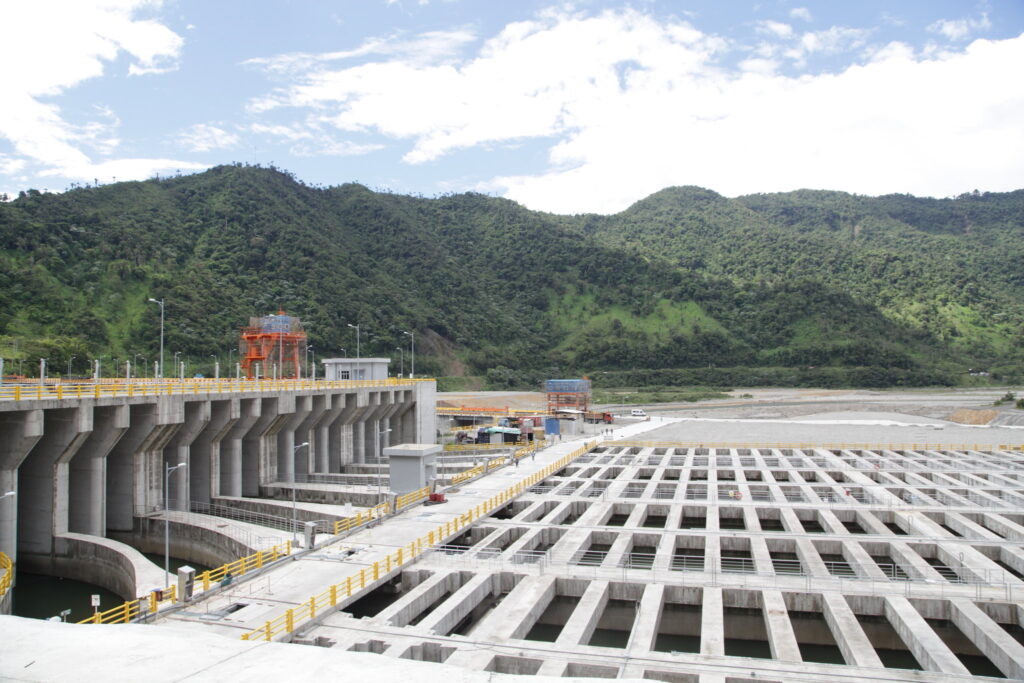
[
  {"left": 545, "top": 378, "right": 591, "bottom": 413},
  {"left": 239, "top": 312, "right": 307, "bottom": 379}
]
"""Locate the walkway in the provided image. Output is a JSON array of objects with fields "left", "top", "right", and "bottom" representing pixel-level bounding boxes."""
[{"left": 157, "top": 419, "right": 670, "bottom": 639}]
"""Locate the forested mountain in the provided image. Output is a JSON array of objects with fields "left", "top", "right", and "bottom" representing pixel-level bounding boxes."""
[{"left": 1, "top": 165, "right": 1021, "bottom": 388}]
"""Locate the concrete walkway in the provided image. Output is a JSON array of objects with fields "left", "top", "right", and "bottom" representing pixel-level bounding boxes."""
[{"left": 158, "top": 419, "right": 670, "bottom": 638}]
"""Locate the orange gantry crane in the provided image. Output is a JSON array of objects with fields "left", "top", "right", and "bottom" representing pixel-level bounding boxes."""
[{"left": 239, "top": 311, "right": 307, "bottom": 379}]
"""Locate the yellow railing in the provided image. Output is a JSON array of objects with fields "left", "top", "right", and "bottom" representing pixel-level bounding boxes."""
[
  {"left": 242, "top": 439, "right": 597, "bottom": 642},
  {"left": 395, "top": 486, "right": 430, "bottom": 510},
  {"left": 196, "top": 541, "right": 292, "bottom": 591},
  {"left": 609, "top": 441, "right": 1024, "bottom": 452},
  {"left": 437, "top": 406, "right": 551, "bottom": 417},
  {"left": 0, "top": 377, "right": 432, "bottom": 403},
  {"left": 81, "top": 598, "right": 144, "bottom": 625},
  {"left": 77, "top": 541, "right": 292, "bottom": 625},
  {"left": 0, "top": 551, "right": 12, "bottom": 601},
  {"left": 443, "top": 441, "right": 535, "bottom": 452}
]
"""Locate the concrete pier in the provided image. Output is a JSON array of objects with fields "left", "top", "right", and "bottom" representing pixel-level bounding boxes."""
[{"left": 0, "top": 379, "right": 433, "bottom": 610}]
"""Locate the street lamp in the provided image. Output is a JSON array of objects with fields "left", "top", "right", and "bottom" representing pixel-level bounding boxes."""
[
  {"left": 377, "top": 428, "right": 392, "bottom": 506},
  {"left": 347, "top": 324, "right": 360, "bottom": 358},
  {"left": 403, "top": 330, "right": 415, "bottom": 378},
  {"left": 209, "top": 354, "right": 217, "bottom": 380},
  {"left": 395, "top": 347, "right": 404, "bottom": 377},
  {"left": 173, "top": 351, "right": 181, "bottom": 379},
  {"left": 148, "top": 298, "right": 164, "bottom": 379},
  {"left": 164, "top": 462, "right": 187, "bottom": 588},
  {"left": 291, "top": 442, "right": 309, "bottom": 547},
  {"left": 305, "top": 345, "right": 313, "bottom": 379},
  {"left": 67, "top": 355, "right": 76, "bottom": 376}
]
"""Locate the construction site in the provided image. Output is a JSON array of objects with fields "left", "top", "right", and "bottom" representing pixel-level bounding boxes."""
[{"left": 2, "top": 384, "right": 1024, "bottom": 683}]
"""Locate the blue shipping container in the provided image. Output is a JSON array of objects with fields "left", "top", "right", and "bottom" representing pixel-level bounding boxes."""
[{"left": 544, "top": 417, "right": 561, "bottom": 436}]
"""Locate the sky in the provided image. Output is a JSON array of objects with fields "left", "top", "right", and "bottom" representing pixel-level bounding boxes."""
[{"left": 1, "top": 1, "right": 1022, "bottom": 214}]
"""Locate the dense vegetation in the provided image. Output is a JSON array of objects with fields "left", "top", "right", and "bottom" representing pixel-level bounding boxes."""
[{"left": 1, "top": 165, "right": 1021, "bottom": 387}]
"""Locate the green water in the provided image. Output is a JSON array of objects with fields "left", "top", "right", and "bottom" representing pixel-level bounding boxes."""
[
  {"left": 12, "top": 572, "right": 123, "bottom": 623},
  {"left": 12, "top": 554, "right": 211, "bottom": 623}
]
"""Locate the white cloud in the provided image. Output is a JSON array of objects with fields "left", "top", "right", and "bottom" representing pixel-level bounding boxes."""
[
  {"left": 40, "top": 157, "right": 207, "bottom": 183},
  {"left": 0, "top": 0, "right": 192, "bottom": 183},
  {"left": 178, "top": 123, "right": 241, "bottom": 153},
  {"left": 789, "top": 7, "right": 812, "bottom": 22},
  {"left": 756, "top": 20, "right": 792, "bottom": 39},
  {"left": 245, "top": 29, "right": 476, "bottom": 78},
  {"left": 928, "top": 14, "right": 992, "bottom": 42},
  {"left": 247, "top": 9, "right": 1024, "bottom": 213},
  {"left": 0, "top": 155, "right": 26, "bottom": 175},
  {"left": 249, "top": 121, "right": 383, "bottom": 157}
]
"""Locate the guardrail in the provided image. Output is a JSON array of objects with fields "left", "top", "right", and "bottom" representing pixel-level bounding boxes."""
[
  {"left": 443, "top": 441, "right": 532, "bottom": 452},
  {"left": 241, "top": 439, "right": 597, "bottom": 641},
  {"left": 0, "top": 551, "right": 11, "bottom": 602},
  {"left": 437, "top": 406, "right": 552, "bottom": 417},
  {"left": 77, "top": 541, "right": 292, "bottom": 625},
  {"left": 607, "top": 441, "right": 1024, "bottom": 452},
  {"left": 0, "top": 377, "right": 431, "bottom": 403}
]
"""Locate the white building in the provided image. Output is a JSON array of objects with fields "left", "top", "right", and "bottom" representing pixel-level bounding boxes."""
[{"left": 321, "top": 357, "right": 391, "bottom": 381}]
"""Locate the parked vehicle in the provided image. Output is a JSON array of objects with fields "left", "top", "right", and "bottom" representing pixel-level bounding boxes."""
[{"left": 630, "top": 408, "right": 648, "bottom": 418}]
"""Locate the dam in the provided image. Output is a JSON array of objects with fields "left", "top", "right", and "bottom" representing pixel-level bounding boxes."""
[
  {"left": 0, "top": 377, "right": 435, "bottom": 607},
  {"left": 3, "top": 389, "right": 1024, "bottom": 683}
]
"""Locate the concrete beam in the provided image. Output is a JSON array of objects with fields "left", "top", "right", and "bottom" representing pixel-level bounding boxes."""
[
  {"left": 555, "top": 580, "right": 610, "bottom": 646},
  {"left": 68, "top": 404, "right": 128, "bottom": 536},
  {"left": 700, "top": 587, "right": 725, "bottom": 656},
  {"left": 189, "top": 399, "right": 239, "bottom": 505},
  {"left": 17, "top": 406, "right": 93, "bottom": 556},
  {"left": 218, "top": 398, "right": 260, "bottom": 498},
  {"left": 949, "top": 597, "right": 1024, "bottom": 679},
  {"left": 0, "top": 409, "right": 43, "bottom": 562},
  {"left": 162, "top": 400, "right": 211, "bottom": 511},
  {"left": 242, "top": 396, "right": 293, "bottom": 497},
  {"left": 106, "top": 398, "right": 183, "bottom": 533},
  {"left": 761, "top": 590, "right": 802, "bottom": 662},
  {"left": 627, "top": 583, "right": 665, "bottom": 655},
  {"left": 274, "top": 395, "right": 313, "bottom": 482},
  {"left": 820, "top": 592, "right": 884, "bottom": 669},
  {"left": 883, "top": 595, "right": 970, "bottom": 675}
]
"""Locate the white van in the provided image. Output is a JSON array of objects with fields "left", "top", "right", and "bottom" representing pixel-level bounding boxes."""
[{"left": 630, "top": 408, "right": 648, "bottom": 418}]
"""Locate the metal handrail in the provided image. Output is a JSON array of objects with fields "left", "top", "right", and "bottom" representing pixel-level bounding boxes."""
[
  {"left": 241, "top": 440, "right": 598, "bottom": 641},
  {"left": 0, "top": 551, "right": 12, "bottom": 601},
  {"left": 0, "top": 376, "right": 432, "bottom": 403}
]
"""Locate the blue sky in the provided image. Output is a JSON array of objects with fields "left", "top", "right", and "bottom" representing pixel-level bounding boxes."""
[{"left": 1, "top": 1, "right": 1022, "bottom": 213}]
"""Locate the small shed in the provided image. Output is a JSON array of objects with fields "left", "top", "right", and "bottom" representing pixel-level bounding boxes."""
[
  {"left": 384, "top": 443, "right": 440, "bottom": 494},
  {"left": 321, "top": 357, "right": 391, "bottom": 381}
]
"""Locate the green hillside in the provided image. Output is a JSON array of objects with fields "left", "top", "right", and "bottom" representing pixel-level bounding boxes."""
[{"left": 0, "top": 165, "right": 1021, "bottom": 388}]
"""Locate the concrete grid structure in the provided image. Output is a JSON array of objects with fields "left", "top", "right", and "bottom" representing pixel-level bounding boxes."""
[
  {"left": 0, "top": 379, "right": 435, "bottom": 603},
  {"left": 301, "top": 442, "right": 1024, "bottom": 682}
]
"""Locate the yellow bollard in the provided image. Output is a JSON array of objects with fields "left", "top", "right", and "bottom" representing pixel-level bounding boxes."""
[
  {"left": 310, "top": 596, "right": 316, "bottom": 619},
  {"left": 286, "top": 609, "right": 294, "bottom": 632}
]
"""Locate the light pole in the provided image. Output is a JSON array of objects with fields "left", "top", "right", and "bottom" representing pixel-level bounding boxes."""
[
  {"left": 164, "top": 462, "right": 187, "bottom": 587},
  {"left": 291, "top": 442, "right": 309, "bottom": 547},
  {"left": 403, "top": 330, "right": 415, "bottom": 378},
  {"left": 173, "top": 351, "right": 180, "bottom": 379},
  {"left": 377, "top": 428, "right": 392, "bottom": 506},
  {"left": 395, "top": 347, "right": 404, "bottom": 377},
  {"left": 132, "top": 353, "right": 140, "bottom": 378},
  {"left": 347, "top": 324, "right": 360, "bottom": 358},
  {"left": 305, "top": 346, "right": 313, "bottom": 379},
  {"left": 148, "top": 298, "right": 164, "bottom": 379},
  {"left": 67, "top": 355, "right": 75, "bottom": 376},
  {"left": 209, "top": 354, "right": 217, "bottom": 380}
]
